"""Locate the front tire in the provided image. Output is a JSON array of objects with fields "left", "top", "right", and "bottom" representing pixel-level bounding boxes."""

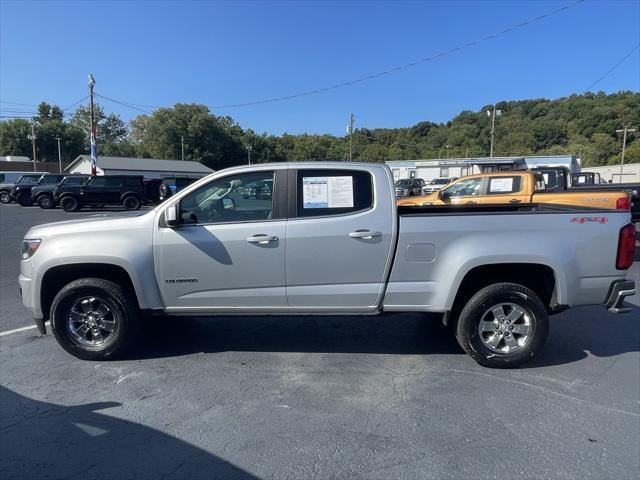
[
  {"left": 60, "top": 196, "right": 80, "bottom": 212},
  {"left": 50, "top": 278, "right": 140, "bottom": 360},
  {"left": 123, "top": 195, "right": 141, "bottom": 210},
  {"left": 16, "top": 192, "right": 33, "bottom": 206},
  {"left": 455, "top": 283, "right": 548, "bottom": 368},
  {"left": 0, "top": 190, "right": 11, "bottom": 203},
  {"left": 37, "top": 194, "right": 55, "bottom": 209}
]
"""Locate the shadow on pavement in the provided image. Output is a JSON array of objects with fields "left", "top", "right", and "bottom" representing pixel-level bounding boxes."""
[
  {"left": 0, "top": 386, "right": 257, "bottom": 480},
  {"left": 135, "top": 305, "right": 640, "bottom": 368},
  {"left": 136, "top": 313, "right": 461, "bottom": 360},
  {"left": 526, "top": 302, "right": 640, "bottom": 368}
]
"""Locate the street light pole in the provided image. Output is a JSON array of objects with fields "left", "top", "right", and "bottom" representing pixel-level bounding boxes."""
[
  {"left": 246, "top": 144, "right": 252, "bottom": 165},
  {"left": 446, "top": 144, "right": 451, "bottom": 159},
  {"left": 487, "top": 106, "right": 502, "bottom": 157},
  {"left": 181, "top": 136, "right": 185, "bottom": 161},
  {"left": 28, "top": 123, "right": 37, "bottom": 171},
  {"left": 55, "top": 137, "right": 62, "bottom": 173},
  {"left": 347, "top": 113, "right": 355, "bottom": 162},
  {"left": 615, "top": 125, "right": 636, "bottom": 183}
]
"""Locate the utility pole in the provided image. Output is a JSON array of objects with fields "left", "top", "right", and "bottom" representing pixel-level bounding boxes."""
[
  {"left": 615, "top": 125, "right": 636, "bottom": 183},
  {"left": 88, "top": 74, "right": 97, "bottom": 176},
  {"left": 487, "top": 106, "right": 502, "bottom": 157},
  {"left": 181, "top": 136, "right": 185, "bottom": 161},
  {"left": 55, "top": 137, "right": 62, "bottom": 173},
  {"left": 246, "top": 144, "right": 253, "bottom": 165},
  {"left": 347, "top": 113, "right": 355, "bottom": 162},
  {"left": 28, "top": 123, "right": 37, "bottom": 171},
  {"left": 446, "top": 144, "right": 451, "bottom": 159}
]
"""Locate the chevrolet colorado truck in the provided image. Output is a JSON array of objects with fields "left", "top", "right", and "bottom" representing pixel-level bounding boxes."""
[
  {"left": 19, "top": 163, "right": 636, "bottom": 368},
  {"left": 397, "top": 171, "right": 631, "bottom": 212}
]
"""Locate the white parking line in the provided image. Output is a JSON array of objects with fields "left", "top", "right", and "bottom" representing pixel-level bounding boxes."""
[{"left": 0, "top": 321, "right": 50, "bottom": 337}]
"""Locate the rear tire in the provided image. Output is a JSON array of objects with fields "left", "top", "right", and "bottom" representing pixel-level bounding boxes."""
[
  {"left": 60, "top": 196, "right": 80, "bottom": 212},
  {"left": 37, "top": 194, "right": 55, "bottom": 209},
  {"left": 0, "top": 190, "right": 11, "bottom": 203},
  {"left": 50, "top": 278, "right": 140, "bottom": 360},
  {"left": 16, "top": 192, "right": 33, "bottom": 206},
  {"left": 123, "top": 195, "right": 141, "bottom": 210},
  {"left": 455, "top": 283, "right": 548, "bottom": 369}
]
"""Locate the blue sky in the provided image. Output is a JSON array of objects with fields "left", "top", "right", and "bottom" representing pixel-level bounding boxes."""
[{"left": 1, "top": 0, "right": 638, "bottom": 136}]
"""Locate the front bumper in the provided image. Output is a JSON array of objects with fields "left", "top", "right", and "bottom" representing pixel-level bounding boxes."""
[{"left": 605, "top": 280, "right": 636, "bottom": 313}]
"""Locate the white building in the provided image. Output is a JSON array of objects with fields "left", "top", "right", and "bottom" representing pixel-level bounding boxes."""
[
  {"left": 386, "top": 155, "right": 581, "bottom": 182},
  {"left": 65, "top": 155, "right": 213, "bottom": 179},
  {"left": 582, "top": 163, "right": 640, "bottom": 183}
]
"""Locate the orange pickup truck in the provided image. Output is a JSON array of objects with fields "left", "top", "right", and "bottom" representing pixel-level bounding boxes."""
[{"left": 397, "top": 171, "right": 631, "bottom": 211}]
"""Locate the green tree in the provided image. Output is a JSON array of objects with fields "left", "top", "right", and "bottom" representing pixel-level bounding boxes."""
[{"left": 70, "top": 103, "right": 129, "bottom": 147}]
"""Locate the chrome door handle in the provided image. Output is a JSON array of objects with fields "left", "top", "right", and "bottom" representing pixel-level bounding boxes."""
[
  {"left": 509, "top": 199, "right": 522, "bottom": 203},
  {"left": 246, "top": 234, "right": 278, "bottom": 244},
  {"left": 349, "top": 229, "right": 382, "bottom": 239}
]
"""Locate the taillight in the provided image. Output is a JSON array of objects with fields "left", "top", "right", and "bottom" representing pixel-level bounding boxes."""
[
  {"left": 616, "top": 223, "right": 636, "bottom": 270},
  {"left": 615, "top": 197, "right": 630, "bottom": 210}
]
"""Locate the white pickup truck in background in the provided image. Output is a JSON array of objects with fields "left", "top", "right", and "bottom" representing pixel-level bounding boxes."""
[{"left": 19, "top": 163, "right": 636, "bottom": 368}]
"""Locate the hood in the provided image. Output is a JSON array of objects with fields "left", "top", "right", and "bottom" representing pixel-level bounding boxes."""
[
  {"left": 396, "top": 192, "right": 437, "bottom": 206},
  {"left": 26, "top": 210, "right": 154, "bottom": 238}
]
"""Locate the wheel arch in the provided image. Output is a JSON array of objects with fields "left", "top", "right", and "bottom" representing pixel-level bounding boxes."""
[
  {"left": 40, "top": 263, "right": 140, "bottom": 321},
  {"left": 449, "top": 263, "right": 559, "bottom": 322},
  {"left": 120, "top": 191, "right": 141, "bottom": 201}
]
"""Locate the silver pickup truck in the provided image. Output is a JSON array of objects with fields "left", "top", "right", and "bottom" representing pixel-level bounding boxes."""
[{"left": 19, "top": 163, "right": 636, "bottom": 368}]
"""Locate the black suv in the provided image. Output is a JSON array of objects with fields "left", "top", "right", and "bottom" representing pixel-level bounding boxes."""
[
  {"left": 12, "top": 174, "right": 66, "bottom": 206},
  {"left": 34, "top": 175, "right": 90, "bottom": 209},
  {"left": 54, "top": 175, "right": 147, "bottom": 212},
  {"left": 1, "top": 173, "right": 43, "bottom": 204},
  {"left": 158, "top": 176, "right": 201, "bottom": 202}
]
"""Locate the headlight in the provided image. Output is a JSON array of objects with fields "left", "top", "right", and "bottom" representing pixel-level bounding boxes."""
[{"left": 21, "top": 239, "right": 41, "bottom": 259}]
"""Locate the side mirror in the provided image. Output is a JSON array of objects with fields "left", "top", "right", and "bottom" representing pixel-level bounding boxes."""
[
  {"left": 437, "top": 189, "right": 447, "bottom": 199},
  {"left": 164, "top": 204, "right": 179, "bottom": 228},
  {"left": 222, "top": 198, "right": 235, "bottom": 210}
]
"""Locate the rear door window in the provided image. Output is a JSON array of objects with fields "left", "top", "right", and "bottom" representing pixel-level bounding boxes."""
[
  {"left": 87, "top": 177, "right": 122, "bottom": 187},
  {"left": 296, "top": 169, "right": 373, "bottom": 217},
  {"left": 486, "top": 176, "right": 522, "bottom": 195},
  {"left": 124, "top": 177, "right": 142, "bottom": 186}
]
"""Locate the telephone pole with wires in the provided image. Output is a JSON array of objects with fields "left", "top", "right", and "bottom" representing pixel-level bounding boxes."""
[
  {"left": 615, "top": 125, "right": 636, "bottom": 183},
  {"left": 28, "top": 122, "right": 37, "bottom": 171}
]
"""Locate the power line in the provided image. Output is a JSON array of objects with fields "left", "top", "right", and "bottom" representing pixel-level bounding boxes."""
[
  {"left": 91, "top": 0, "right": 584, "bottom": 113},
  {"left": 62, "top": 95, "right": 89, "bottom": 111},
  {"left": 586, "top": 43, "right": 640, "bottom": 92},
  {"left": 0, "top": 100, "right": 38, "bottom": 107},
  {"left": 211, "top": 0, "right": 585, "bottom": 109},
  {"left": 95, "top": 93, "right": 153, "bottom": 114}
]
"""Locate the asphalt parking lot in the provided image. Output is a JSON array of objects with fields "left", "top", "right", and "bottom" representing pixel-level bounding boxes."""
[{"left": 1, "top": 204, "right": 639, "bottom": 479}]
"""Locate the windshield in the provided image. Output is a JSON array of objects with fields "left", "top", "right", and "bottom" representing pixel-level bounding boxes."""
[
  {"left": 17, "top": 175, "right": 42, "bottom": 184},
  {"left": 395, "top": 179, "right": 411, "bottom": 186},
  {"left": 431, "top": 178, "right": 450, "bottom": 185},
  {"left": 61, "top": 177, "right": 87, "bottom": 186}
]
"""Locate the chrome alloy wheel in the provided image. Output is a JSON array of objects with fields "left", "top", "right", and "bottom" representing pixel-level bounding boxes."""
[
  {"left": 67, "top": 296, "right": 118, "bottom": 346},
  {"left": 478, "top": 302, "right": 532, "bottom": 354}
]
